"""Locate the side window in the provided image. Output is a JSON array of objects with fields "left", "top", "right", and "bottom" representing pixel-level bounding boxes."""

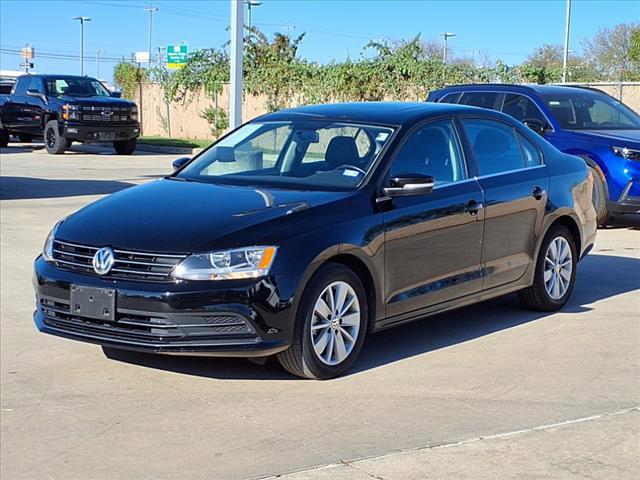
[
  {"left": 439, "top": 92, "right": 461, "bottom": 104},
  {"left": 517, "top": 132, "right": 542, "bottom": 167},
  {"left": 459, "top": 92, "right": 499, "bottom": 109},
  {"left": 390, "top": 120, "right": 467, "bottom": 185},
  {"left": 28, "top": 77, "right": 44, "bottom": 94},
  {"left": 502, "top": 94, "right": 547, "bottom": 124},
  {"left": 461, "top": 118, "right": 526, "bottom": 175},
  {"left": 12, "top": 77, "right": 29, "bottom": 96}
]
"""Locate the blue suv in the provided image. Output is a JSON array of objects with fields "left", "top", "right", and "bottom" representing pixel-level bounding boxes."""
[{"left": 427, "top": 84, "right": 640, "bottom": 223}]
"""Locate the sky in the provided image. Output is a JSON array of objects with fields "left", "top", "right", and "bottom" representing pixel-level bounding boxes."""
[{"left": 1, "top": 0, "right": 639, "bottom": 81}]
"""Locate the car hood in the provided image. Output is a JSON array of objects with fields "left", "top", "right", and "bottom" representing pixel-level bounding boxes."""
[
  {"left": 56, "top": 95, "right": 134, "bottom": 107},
  {"left": 574, "top": 129, "right": 640, "bottom": 147},
  {"left": 56, "top": 178, "right": 354, "bottom": 253}
]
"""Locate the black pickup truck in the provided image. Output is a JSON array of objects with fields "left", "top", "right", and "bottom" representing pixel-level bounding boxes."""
[{"left": 0, "top": 74, "right": 139, "bottom": 154}]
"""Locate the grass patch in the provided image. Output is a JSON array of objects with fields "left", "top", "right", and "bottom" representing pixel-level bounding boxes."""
[{"left": 138, "top": 136, "right": 212, "bottom": 149}]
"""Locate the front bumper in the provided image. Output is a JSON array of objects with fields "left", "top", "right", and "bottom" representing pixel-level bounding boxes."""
[
  {"left": 608, "top": 179, "right": 640, "bottom": 215},
  {"left": 62, "top": 122, "right": 140, "bottom": 143},
  {"left": 33, "top": 257, "right": 299, "bottom": 357}
]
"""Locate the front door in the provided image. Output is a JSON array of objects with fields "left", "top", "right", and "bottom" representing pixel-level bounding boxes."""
[
  {"left": 459, "top": 117, "right": 549, "bottom": 290},
  {"left": 382, "top": 118, "right": 485, "bottom": 322}
]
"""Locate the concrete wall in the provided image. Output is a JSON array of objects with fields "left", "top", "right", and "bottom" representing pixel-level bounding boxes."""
[{"left": 135, "top": 82, "right": 640, "bottom": 140}]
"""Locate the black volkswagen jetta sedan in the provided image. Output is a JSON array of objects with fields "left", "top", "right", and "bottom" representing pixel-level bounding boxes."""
[{"left": 34, "top": 102, "right": 597, "bottom": 379}]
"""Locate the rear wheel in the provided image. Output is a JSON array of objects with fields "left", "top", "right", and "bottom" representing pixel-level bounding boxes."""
[
  {"left": 519, "top": 225, "right": 577, "bottom": 312},
  {"left": 0, "top": 129, "right": 8, "bottom": 148},
  {"left": 590, "top": 167, "right": 609, "bottom": 225},
  {"left": 44, "top": 120, "right": 69, "bottom": 154},
  {"left": 113, "top": 138, "right": 137, "bottom": 155},
  {"left": 277, "top": 263, "right": 368, "bottom": 379}
]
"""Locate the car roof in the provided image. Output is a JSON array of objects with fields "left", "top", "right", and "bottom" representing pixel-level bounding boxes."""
[
  {"left": 258, "top": 101, "right": 498, "bottom": 125},
  {"left": 433, "top": 83, "right": 607, "bottom": 97},
  {"left": 16, "top": 74, "right": 97, "bottom": 80}
]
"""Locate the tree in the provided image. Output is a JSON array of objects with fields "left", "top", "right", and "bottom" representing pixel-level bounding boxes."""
[
  {"left": 630, "top": 28, "right": 640, "bottom": 64},
  {"left": 582, "top": 22, "right": 640, "bottom": 81},
  {"left": 527, "top": 44, "right": 564, "bottom": 69}
]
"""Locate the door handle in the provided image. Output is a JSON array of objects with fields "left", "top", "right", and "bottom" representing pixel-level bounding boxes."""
[
  {"left": 466, "top": 200, "right": 484, "bottom": 215},
  {"left": 532, "top": 186, "right": 546, "bottom": 200}
]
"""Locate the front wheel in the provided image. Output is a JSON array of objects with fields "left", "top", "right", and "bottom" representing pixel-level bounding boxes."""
[
  {"left": 519, "top": 225, "right": 577, "bottom": 312},
  {"left": 277, "top": 263, "right": 368, "bottom": 379},
  {"left": 113, "top": 138, "right": 137, "bottom": 155},
  {"left": 44, "top": 120, "right": 69, "bottom": 154}
]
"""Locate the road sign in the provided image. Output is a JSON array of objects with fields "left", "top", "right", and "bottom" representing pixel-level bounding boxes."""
[
  {"left": 167, "top": 44, "right": 188, "bottom": 69},
  {"left": 134, "top": 51, "right": 150, "bottom": 64}
]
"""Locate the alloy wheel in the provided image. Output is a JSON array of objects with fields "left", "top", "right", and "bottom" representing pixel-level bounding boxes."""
[
  {"left": 46, "top": 128, "right": 56, "bottom": 148},
  {"left": 544, "top": 236, "right": 573, "bottom": 300},
  {"left": 310, "top": 281, "right": 360, "bottom": 366}
]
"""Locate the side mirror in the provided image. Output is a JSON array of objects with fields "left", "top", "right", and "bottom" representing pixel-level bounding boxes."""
[
  {"left": 26, "top": 89, "right": 45, "bottom": 101},
  {"left": 110, "top": 91, "right": 122, "bottom": 98},
  {"left": 523, "top": 119, "right": 548, "bottom": 136},
  {"left": 172, "top": 157, "right": 191, "bottom": 171},
  {"left": 383, "top": 174, "right": 435, "bottom": 197}
]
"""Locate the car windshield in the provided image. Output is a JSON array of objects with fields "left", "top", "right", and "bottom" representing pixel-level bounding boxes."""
[
  {"left": 45, "top": 77, "right": 111, "bottom": 97},
  {"left": 177, "top": 120, "right": 396, "bottom": 191},
  {"left": 542, "top": 91, "right": 640, "bottom": 130}
]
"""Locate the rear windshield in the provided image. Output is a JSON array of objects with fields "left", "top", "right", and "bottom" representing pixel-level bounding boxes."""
[{"left": 542, "top": 92, "right": 640, "bottom": 130}]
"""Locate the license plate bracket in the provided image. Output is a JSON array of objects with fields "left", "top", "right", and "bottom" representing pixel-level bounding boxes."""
[
  {"left": 99, "top": 132, "right": 116, "bottom": 141},
  {"left": 70, "top": 285, "right": 116, "bottom": 321}
]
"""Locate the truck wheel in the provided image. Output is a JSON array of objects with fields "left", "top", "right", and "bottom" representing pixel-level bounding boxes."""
[
  {"left": 590, "top": 167, "right": 609, "bottom": 226},
  {"left": 18, "top": 134, "right": 34, "bottom": 143},
  {"left": 113, "top": 138, "right": 137, "bottom": 155},
  {"left": 0, "top": 129, "right": 8, "bottom": 148},
  {"left": 44, "top": 120, "right": 69, "bottom": 154}
]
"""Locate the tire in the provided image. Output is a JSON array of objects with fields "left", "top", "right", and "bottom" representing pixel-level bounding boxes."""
[
  {"left": 18, "top": 134, "right": 34, "bottom": 143},
  {"left": 277, "top": 263, "right": 368, "bottom": 379},
  {"left": 590, "top": 167, "right": 609, "bottom": 226},
  {"left": 0, "top": 129, "right": 8, "bottom": 148},
  {"left": 113, "top": 138, "right": 137, "bottom": 155},
  {"left": 44, "top": 120, "right": 69, "bottom": 154},
  {"left": 519, "top": 225, "right": 577, "bottom": 312}
]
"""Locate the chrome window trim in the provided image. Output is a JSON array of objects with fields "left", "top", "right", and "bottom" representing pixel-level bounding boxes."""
[{"left": 473, "top": 164, "right": 547, "bottom": 181}]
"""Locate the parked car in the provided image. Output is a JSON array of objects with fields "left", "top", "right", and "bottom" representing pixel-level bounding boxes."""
[
  {"left": 0, "top": 78, "right": 15, "bottom": 147},
  {"left": 427, "top": 84, "right": 640, "bottom": 224},
  {"left": 33, "top": 102, "right": 597, "bottom": 379},
  {"left": 0, "top": 74, "right": 139, "bottom": 154}
]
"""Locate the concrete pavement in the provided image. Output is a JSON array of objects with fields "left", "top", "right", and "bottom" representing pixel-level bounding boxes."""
[{"left": 1, "top": 144, "right": 639, "bottom": 479}]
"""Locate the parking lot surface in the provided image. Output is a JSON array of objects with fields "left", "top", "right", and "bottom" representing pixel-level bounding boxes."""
[{"left": 1, "top": 144, "right": 639, "bottom": 480}]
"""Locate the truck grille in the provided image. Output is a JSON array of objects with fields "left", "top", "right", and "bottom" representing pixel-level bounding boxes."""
[
  {"left": 52, "top": 240, "right": 186, "bottom": 281},
  {"left": 40, "top": 297, "right": 255, "bottom": 343},
  {"left": 81, "top": 106, "right": 131, "bottom": 122}
]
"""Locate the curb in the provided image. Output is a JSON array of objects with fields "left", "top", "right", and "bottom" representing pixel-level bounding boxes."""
[{"left": 135, "top": 144, "right": 205, "bottom": 155}]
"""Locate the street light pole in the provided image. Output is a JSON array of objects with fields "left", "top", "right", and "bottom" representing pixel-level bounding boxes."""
[
  {"left": 72, "top": 16, "right": 91, "bottom": 75},
  {"left": 562, "top": 0, "right": 572, "bottom": 83},
  {"left": 246, "top": 0, "right": 262, "bottom": 30},
  {"left": 441, "top": 32, "right": 456, "bottom": 64},
  {"left": 96, "top": 49, "right": 104, "bottom": 79},
  {"left": 145, "top": 5, "right": 158, "bottom": 65},
  {"left": 230, "top": 0, "right": 244, "bottom": 128}
]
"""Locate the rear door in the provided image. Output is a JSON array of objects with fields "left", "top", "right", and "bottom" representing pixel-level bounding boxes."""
[
  {"left": 382, "top": 118, "right": 485, "bottom": 321},
  {"left": 3, "top": 76, "right": 30, "bottom": 132},
  {"left": 459, "top": 117, "right": 549, "bottom": 290}
]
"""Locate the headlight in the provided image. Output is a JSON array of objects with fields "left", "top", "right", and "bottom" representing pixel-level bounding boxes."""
[
  {"left": 42, "top": 221, "right": 63, "bottom": 262},
  {"left": 62, "top": 104, "right": 80, "bottom": 121},
  {"left": 172, "top": 246, "right": 278, "bottom": 281},
  {"left": 131, "top": 105, "right": 138, "bottom": 121},
  {"left": 611, "top": 146, "right": 640, "bottom": 161}
]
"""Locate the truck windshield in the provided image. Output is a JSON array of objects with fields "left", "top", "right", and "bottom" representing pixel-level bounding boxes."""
[
  {"left": 542, "top": 91, "right": 640, "bottom": 130},
  {"left": 177, "top": 120, "right": 396, "bottom": 191},
  {"left": 45, "top": 77, "right": 111, "bottom": 98}
]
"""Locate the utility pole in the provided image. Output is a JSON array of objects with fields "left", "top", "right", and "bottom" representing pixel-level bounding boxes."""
[
  {"left": 246, "top": 0, "right": 262, "bottom": 30},
  {"left": 562, "top": 0, "right": 572, "bottom": 83},
  {"left": 441, "top": 32, "right": 456, "bottom": 64},
  {"left": 230, "top": 0, "right": 244, "bottom": 128},
  {"left": 145, "top": 5, "right": 158, "bottom": 65},
  {"left": 72, "top": 16, "right": 91, "bottom": 75},
  {"left": 96, "top": 49, "right": 104, "bottom": 79}
]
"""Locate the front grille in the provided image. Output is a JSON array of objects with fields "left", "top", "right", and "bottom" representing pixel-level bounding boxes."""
[
  {"left": 80, "top": 106, "right": 130, "bottom": 122},
  {"left": 40, "top": 297, "right": 254, "bottom": 343},
  {"left": 52, "top": 240, "right": 186, "bottom": 281}
]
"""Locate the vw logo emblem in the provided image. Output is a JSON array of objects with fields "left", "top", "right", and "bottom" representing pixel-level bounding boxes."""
[{"left": 92, "top": 247, "right": 115, "bottom": 275}]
